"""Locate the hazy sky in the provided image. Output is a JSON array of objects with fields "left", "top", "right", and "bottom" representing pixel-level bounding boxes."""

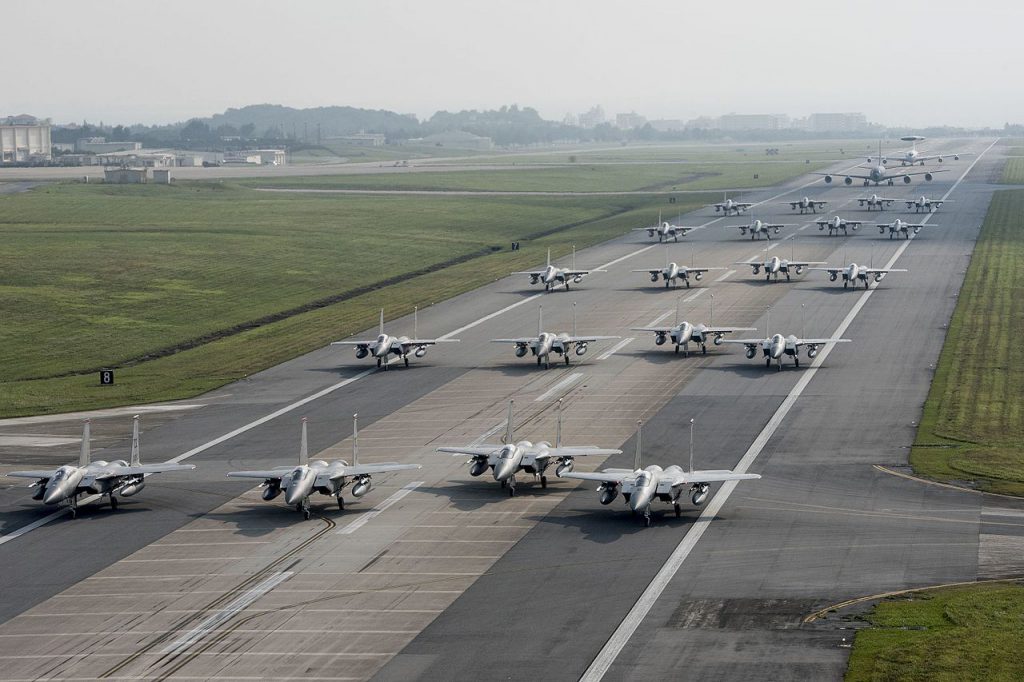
[{"left": 7, "top": 0, "right": 1020, "bottom": 128}]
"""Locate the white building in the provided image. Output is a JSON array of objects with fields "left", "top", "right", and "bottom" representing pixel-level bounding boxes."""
[
  {"left": 718, "top": 113, "right": 789, "bottom": 131},
  {"left": 104, "top": 167, "right": 149, "bottom": 184},
  {"left": 224, "top": 149, "right": 287, "bottom": 165},
  {"left": 615, "top": 112, "right": 646, "bottom": 129},
  {"left": 807, "top": 113, "right": 868, "bottom": 132},
  {"left": 334, "top": 133, "right": 385, "bottom": 147},
  {"left": 76, "top": 138, "right": 142, "bottom": 153},
  {"left": 1, "top": 115, "right": 51, "bottom": 163},
  {"left": 578, "top": 105, "right": 605, "bottom": 129}
]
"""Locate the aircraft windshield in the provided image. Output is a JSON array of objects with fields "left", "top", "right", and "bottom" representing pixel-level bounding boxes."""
[
  {"left": 376, "top": 335, "right": 387, "bottom": 343},
  {"left": 636, "top": 471, "right": 652, "bottom": 487},
  {"left": 291, "top": 469, "right": 305, "bottom": 482},
  {"left": 53, "top": 469, "right": 64, "bottom": 481},
  {"left": 499, "top": 447, "right": 515, "bottom": 460}
]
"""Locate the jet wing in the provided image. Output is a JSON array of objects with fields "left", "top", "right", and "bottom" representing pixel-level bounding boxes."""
[
  {"left": 562, "top": 269, "right": 593, "bottom": 276},
  {"left": 720, "top": 338, "right": 766, "bottom": 346},
  {"left": 227, "top": 469, "right": 292, "bottom": 480},
  {"left": 6, "top": 469, "right": 58, "bottom": 479},
  {"left": 864, "top": 268, "right": 908, "bottom": 275},
  {"left": 325, "top": 463, "right": 421, "bottom": 480},
  {"left": 632, "top": 268, "right": 665, "bottom": 275},
  {"left": 560, "top": 469, "right": 638, "bottom": 484},
  {"left": 534, "top": 447, "right": 622, "bottom": 459},
  {"left": 631, "top": 326, "right": 675, "bottom": 333},
  {"left": 887, "top": 168, "right": 949, "bottom": 180},
  {"left": 512, "top": 270, "right": 546, "bottom": 276},
  {"left": 562, "top": 335, "right": 620, "bottom": 344},
  {"left": 786, "top": 260, "right": 824, "bottom": 268},
  {"left": 657, "top": 469, "right": 762, "bottom": 492},
  {"left": 807, "top": 267, "right": 841, "bottom": 275},
  {"left": 400, "top": 338, "right": 459, "bottom": 347},
  {"left": 331, "top": 340, "right": 372, "bottom": 347},
  {"left": 491, "top": 338, "right": 539, "bottom": 345},
  {"left": 437, "top": 445, "right": 502, "bottom": 457},
  {"left": 703, "top": 326, "right": 757, "bottom": 335},
  {"left": 95, "top": 463, "right": 196, "bottom": 478},
  {"left": 794, "top": 338, "right": 851, "bottom": 346}
]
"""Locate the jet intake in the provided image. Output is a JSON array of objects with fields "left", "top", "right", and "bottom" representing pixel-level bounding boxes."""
[
  {"left": 924, "top": 173, "right": 933, "bottom": 181},
  {"left": 713, "top": 335, "right": 724, "bottom": 346},
  {"left": 691, "top": 483, "right": 710, "bottom": 506},
  {"left": 529, "top": 275, "right": 539, "bottom": 284},
  {"left": 650, "top": 273, "right": 659, "bottom": 283},
  {"left": 874, "top": 273, "right": 884, "bottom": 282},
  {"left": 32, "top": 484, "right": 47, "bottom": 500},
  {"left": 843, "top": 177, "right": 853, "bottom": 185},
  {"left": 751, "top": 266, "right": 760, "bottom": 275},
  {"left": 914, "top": 226, "right": 922, "bottom": 234},
  {"left": 794, "top": 265, "right": 803, "bottom": 275},
  {"left": 824, "top": 175, "right": 833, "bottom": 184},
  {"left": 807, "top": 346, "right": 819, "bottom": 359},
  {"left": 355, "top": 347, "right": 369, "bottom": 359},
  {"left": 904, "top": 175, "right": 913, "bottom": 183}
]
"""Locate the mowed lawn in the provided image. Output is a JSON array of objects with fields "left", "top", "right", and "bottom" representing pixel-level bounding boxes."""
[
  {"left": 0, "top": 181, "right": 694, "bottom": 416},
  {"left": 242, "top": 160, "right": 826, "bottom": 194},
  {"left": 909, "top": 189, "right": 1024, "bottom": 495},
  {"left": 846, "top": 582, "right": 1024, "bottom": 681},
  {"left": 1001, "top": 156, "right": 1024, "bottom": 184}
]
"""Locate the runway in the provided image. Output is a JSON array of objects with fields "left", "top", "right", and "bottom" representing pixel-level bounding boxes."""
[{"left": 0, "top": 138, "right": 1012, "bottom": 680}]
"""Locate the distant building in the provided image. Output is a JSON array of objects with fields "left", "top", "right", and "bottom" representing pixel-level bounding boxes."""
[
  {"left": 1, "top": 115, "right": 51, "bottom": 163},
  {"left": 224, "top": 149, "right": 287, "bottom": 165},
  {"left": 152, "top": 169, "right": 172, "bottom": 184},
  {"left": 334, "top": 133, "right": 386, "bottom": 147},
  {"left": 410, "top": 131, "right": 494, "bottom": 150},
  {"left": 76, "top": 138, "right": 142, "bottom": 153},
  {"left": 578, "top": 105, "right": 605, "bottom": 129},
  {"left": 615, "top": 112, "right": 647, "bottom": 129},
  {"left": 96, "top": 150, "right": 175, "bottom": 167},
  {"left": 648, "top": 119, "right": 686, "bottom": 132},
  {"left": 807, "top": 112, "right": 868, "bottom": 132},
  {"left": 684, "top": 116, "right": 719, "bottom": 130},
  {"left": 104, "top": 167, "right": 148, "bottom": 184},
  {"left": 718, "top": 113, "right": 789, "bottom": 131}
]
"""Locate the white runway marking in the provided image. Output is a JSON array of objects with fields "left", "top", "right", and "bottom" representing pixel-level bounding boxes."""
[
  {"left": 337, "top": 481, "right": 423, "bottom": 535},
  {"left": 596, "top": 338, "right": 634, "bottom": 361},
  {"left": 681, "top": 289, "right": 707, "bottom": 303},
  {"left": 162, "top": 570, "right": 292, "bottom": 655},
  {"left": 714, "top": 269, "right": 735, "bottom": 282},
  {"left": 534, "top": 373, "right": 584, "bottom": 402},
  {"left": 646, "top": 310, "right": 673, "bottom": 326},
  {"left": 580, "top": 139, "right": 999, "bottom": 682}
]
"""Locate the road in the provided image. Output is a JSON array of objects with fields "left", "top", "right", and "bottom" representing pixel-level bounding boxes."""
[{"left": 0, "top": 139, "right": 1013, "bottom": 680}]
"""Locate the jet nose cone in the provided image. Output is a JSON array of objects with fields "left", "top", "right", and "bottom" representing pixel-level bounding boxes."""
[
  {"left": 493, "top": 462, "right": 512, "bottom": 482},
  {"left": 43, "top": 484, "right": 66, "bottom": 505},
  {"left": 284, "top": 469, "right": 315, "bottom": 506}
]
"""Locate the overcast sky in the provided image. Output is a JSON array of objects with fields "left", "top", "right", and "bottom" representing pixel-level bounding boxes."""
[{"left": 7, "top": 0, "right": 1019, "bottom": 128}]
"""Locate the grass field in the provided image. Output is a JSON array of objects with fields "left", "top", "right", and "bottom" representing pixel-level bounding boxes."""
[
  {"left": 289, "top": 142, "right": 486, "bottom": 165},
  {"left": 0, "top": 180, "right": 719, "bottom": 417},
  {"left": 242, "top": 160, "right": 827, "bottom": 193},
  {"left": 845, "top": 581, "right": 1024, "bottom": 681},
  {"left": 909, "top": 189, "right": 1024, "bottom": 495},
  {"left": 1000, "top": 157, "right": 1024, "bottom": 183}
]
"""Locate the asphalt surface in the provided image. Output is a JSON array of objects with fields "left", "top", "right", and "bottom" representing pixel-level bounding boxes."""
[{"left": 0, "top": 138, "right": 1014, "bottom": 681}]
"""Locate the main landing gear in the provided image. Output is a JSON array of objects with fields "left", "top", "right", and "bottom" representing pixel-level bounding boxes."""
[{"left": 296, "top": 497, "right": 311, "bottom": 520}]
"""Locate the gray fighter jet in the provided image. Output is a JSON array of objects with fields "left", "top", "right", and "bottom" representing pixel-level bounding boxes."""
[
  {"left": 491, "top": 303, "right": 619, "bottom": 369},
  {"left": 711, "top": 194, "right": 753, "bottom": 216},
  {"left": 331, "top": 308, "right": 458, "bottom": 369},
  {"left": 878, "top": 218, "right": 932, "bottom": 240},
  {"left": 857, "top": 193, "right": 898, "bottom": 211},
  {"left": 816, "top": 215, "right": 863, "bottom": 236},
  {"left": 513, "top": 247, "right": 602, "bottom": 292},
  {"left": 631, "top": 258, "right": 724, "bottom": 289},
  {"left": 786, "top": 196, "right": 828, "bottom": 214},
  {"left": 735, "top": 252, "right": 822, "bottom": 282},
  {"left": 809, "top": 262, "right": 908, "bottom": 289},
  {"left": 633, "top": 212, "right": 701, "bottom": 242},
  {"left": 722, "top": 313, "right": 850, "bottom": 370},
  {"left": 632, "top": 295, "right": 755, "bottom": 355},
  {"left": 438, "top": 399, "right": 622, "bottom": 496},
  {"left": 727, "top": 218, "right": 787, "bottom": 240},
  {"left": 906, "top": 196, "right": 948, "bottom": 213},
  {"left": 562, "top": 419, "right": 760, "bottom": 526},
  {"left": 227, "top": 415, "right": 420, "bottom": 519},
  {"left": 7, "top": 416, "right": 195, "bottom": 518}
]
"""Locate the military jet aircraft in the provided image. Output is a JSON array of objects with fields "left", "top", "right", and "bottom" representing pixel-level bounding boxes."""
[
  {"left": 906, "top": 196, "right": 947, "bottom": 213},
  {"left": 878, "top": 137, "right": 966, "bottom": 166},
  {"left": 857, "top": 194, "right": 897, "bottom": 211},
  {"left": 227, "top": 415, "right": 420, "bottom": 519},
  {"left": 727, "top": 219, "right": 787, "bottom": 240},
  {"left": 819, "top": 143, "right": 946, "bottom": 186},
  {"left": 513, "top": 247, "right": 602, "bottom": 292},
  {"left": 711, "top": 194, "right": 753, "bottom": 216},
  {"left": 7, "top": 417, "right": 195, "bottom": 518},
  {"left": 816, "top": 215, "right": 863, "bottom": 236},
  {"left": 491, "top": 303, "right": 619, "bottom": 369},
  {"left": 438, "top": 399, "right": 621, "bottom": 496},
  {"left": 631, "top": 256, "right": 724, "bottom": 288},
  {"left": 878, "top": 219, "right": 931, "bottom": 240},
  {"left": 786, "top": 196, "right": 828, "bottom": 214},
  {"left": 722, "top": 307, "right": 850, "bottom": 370},
  {"left": 808, "top": 262, "right": 908, "bottom": 289},
  {"left": 633, "top": 213, "right": 700, "bottom": 242},
  {"left": 632, "top": 294, "right": 754, "bottom": 356},
  {"left": 331, "top": 308, "right": 458, "bottom": 369},
  {"left": 735, "top": 252, "right": 822, "bottom": 282},
  {"left": 561, "top": 419, "right": 760, "bottom": 526}
]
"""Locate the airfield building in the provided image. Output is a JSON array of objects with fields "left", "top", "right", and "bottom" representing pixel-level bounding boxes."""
[
  {"left": 0, "top": 115, "right": 52, "bottom": 164},
  {"left": 807, "top": 112, "right": 868, "bottom": 133}
]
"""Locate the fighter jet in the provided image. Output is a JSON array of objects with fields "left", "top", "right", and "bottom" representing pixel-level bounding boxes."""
[
  {"left": 735, "top": 252, "right": 822, "bottom": 282},
  {"left": 331, "top": 308, "right": 458, "bottom": 369},
  {"left": 879, "top": 137, "right": 966, "bottom": 166},
  {"left": 808, "top": 262, "right": 908, "bottom": 289},
  {"left": 491, "top": 303, "right": 619, "bottom": 369},
  {"left": 906, "top": 196, "right": 947, "bottom": 213},
  {"left": 786, "top": 196, "right": 828, "bottom": 214},
  {"left": 561, "top": 419, "right": 760, "bottom": 526},
  {"left": 878, "top": 219, "right": 932, "bottom": 240},
  {"left": 722, "top": 307, "right": 850, "bottom": 370},
  {"left": 711, "top": 194, "right": 753, "bottom": 216},
  {"left": 227, "top": 415, "right": 420, "bottom": 519},
  {"left": 438, "top": 399, "right": 621, "bottom": 496},
  {"left": 816, "top": 215, "right": 863, "bottom": 237},
  {"left": 6, "top": 417, "right": 195, "bottom": 518},
  {"left": 857, "top": 194, "right": 898, "bottom": 211},
  {"left": 633, "top": 213, "right": 700, "bottom": 242},
  {"left": 631, "top": 317, "right": 754, "bottom": 356},
  {"left": 819, "top": 143, "right": 946, "bottom": 186},
  {"left": 631, "top": 256, "right": 724, "bottom": 288},
  {"left": 513, "top": 247, "right": 602, "bottom": 292},
  {"left": 728, "top": 219, "right": 787, "bottom": 240}
]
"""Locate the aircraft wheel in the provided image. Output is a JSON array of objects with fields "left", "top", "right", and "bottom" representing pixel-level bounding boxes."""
[
  {"left": 69, "top": 506, "right": 77, "bottom": 519},
  {"left": 674, "top": 503, "right": 682, "bottom": 518},
  {"left": 643, "top": 511, "right": 652, "bottom": 527},
  {"left": 537, "top": 357, "right": 541, "bottom": 365},
  {"left": 303, "top": 508, "right": 311, "bottom": 520},
  {"left": 501, "top": 479, "right": 507, "bottom": 488},
  {"left": 777, "top": 362, "right": 783, "bottom": 372},
  {"left": 404, "top": 356, "right": 409, "bottom": 367},
  {"left": 844, "top": 281, "right": 848, "bottom": 289},
  {"left": 540, "top": 476, "right": 548, "bottom": 489},
  {"left": 702, "top": 345, "right": 707, "bottom": 355},
  {"left": 109, "top": 495, "right": 118, "bottom": 511},
  {"left": 674, "top": 345, "right": 679, "bottom": 354},
  {"left": 765, "top": 358, "right": 771, "bottom": 367},
  {"left": 376, "top": 358, "right": 382, "bottom": 367},
  {"left": 564, "top": 355, "right": 570, "bottom": 366},
  {"left": 795, "top": 357, "right": 800, "bottom": 368},
  {"left": 685, "top": 280, "right": 690, "bottom": 289},
  {"left": 508, "top": 484, "right": 516, "bottom": 497},
  {"left": 337, "top": 497, "right": 345, "bottom": 510}
]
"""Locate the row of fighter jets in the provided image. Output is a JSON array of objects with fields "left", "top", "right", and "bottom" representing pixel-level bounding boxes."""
[{"left": 10, "top": 404, "right": 759, "bottom": 527}]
